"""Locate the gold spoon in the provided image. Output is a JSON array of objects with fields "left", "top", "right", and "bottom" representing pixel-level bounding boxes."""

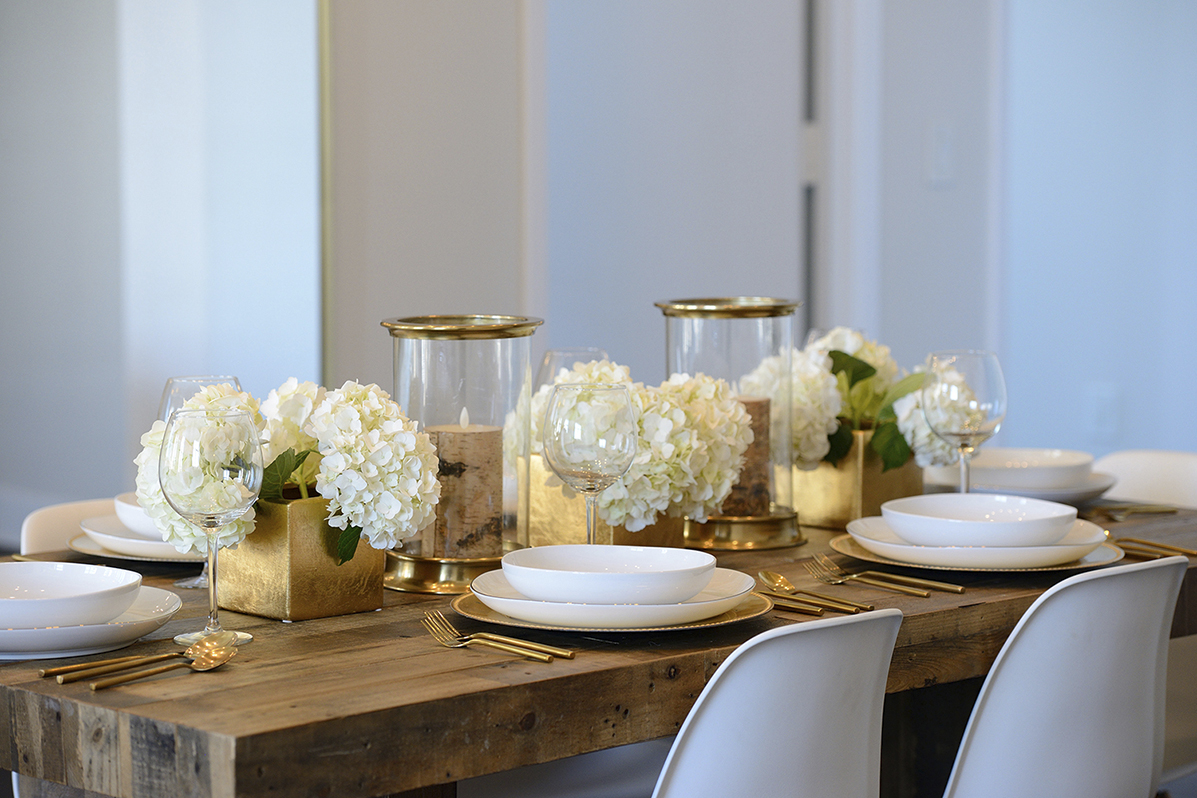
[
  {"left": 53, "top": 631, "right": 238, "bottom": 684},
  {"left": 758, "top": 571, "right": 874, "bottom": 612},
  {"left": 89, "top": 646, "right": 237, "bottom": 691}
]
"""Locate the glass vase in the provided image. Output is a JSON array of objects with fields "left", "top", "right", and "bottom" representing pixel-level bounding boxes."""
[
  {"left": 655, "top": 297, "right": 802, "bottom": 549},
  {"left": 381, "top": 314, "right": 542, "bottom": 592}
]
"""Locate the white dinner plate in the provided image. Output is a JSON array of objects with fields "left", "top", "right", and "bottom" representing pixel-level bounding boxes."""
[
  {"left": 466, "top": 568, "right": 757, "bottom": 629},
  {"left": 840, "top": 516, "right": 1119, "bottom": 571},
  {"left": 0, "top": 586, "right": 182, "bottom": 660},
  {"left": 78, "top": 516, "right": 204, "bottom": 562},
  {"left": 924, "top": 471, "right": 1116, "bottom": 506},
  {"left": 452, "top": 590, "right": 771, "bottom": 633}
]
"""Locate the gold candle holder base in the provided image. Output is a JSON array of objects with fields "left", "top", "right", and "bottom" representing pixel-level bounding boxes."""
[
  {"left": 683, "top": 505, "right": 803, "bottom": 551},
  {"left": 383, "top": 550, "right": 502, "bottom": 594}
]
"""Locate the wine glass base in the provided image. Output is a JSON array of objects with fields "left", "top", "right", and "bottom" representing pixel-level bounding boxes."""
[
  {"left": 173, "top": 572, "right": 208, "bottom": 589},
  {"left": 174, "top": 629, "right": 253, "bottom": 646}
]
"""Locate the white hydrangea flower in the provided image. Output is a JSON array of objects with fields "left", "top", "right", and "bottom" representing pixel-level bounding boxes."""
[
  {"left": 807, "top": 326, "right": 900, "bottom": 390},
  {"left": 740, "top": 347, "right": 843, "bottom": 470},
  {"left": 133, "top": 383, "right": 260, "bottom": 555},
  {"left": 310, "top": 380, "right": 441, "bottom": 550},
  {"left": 528, "top": 360, "right": 635, "bottom": 456},
  {"left": 261, "top": 377, "right": 326, "bottom": 486},
  {"left": 893, "top": 366, "right": 975, "bottom": 467},
  {"left": 532, "top": 362, "right": 752, "bottom": 530}
]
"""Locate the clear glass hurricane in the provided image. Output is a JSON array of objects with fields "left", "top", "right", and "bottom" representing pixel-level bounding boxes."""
[
  {"left": 158, "top": 407, "right": 263, "bottom": 645},
  {"left": 159, "top": 375, "right": 242, "bottom": 589},
  {"left": 542, "top": 383, "right": 637, "bottom": 545},
  {"left": 921, "top": 350, "right": 1007, "bottom": 493}
]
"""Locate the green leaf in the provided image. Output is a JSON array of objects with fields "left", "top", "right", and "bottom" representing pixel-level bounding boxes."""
[
  {"left": 260, "top": 448, "right": 305, "bottom": 503},
  {"left": 336, "top": 526, "right": 362, "bottom": 565},
  {"left": 877, "top": 372, "right": 926, "bottom": 417},
  {"left": 823, "top": 421, "right": 855, "bottom": 465},
  {"left": 870, "top": 421, "right": 913, "bottom": 472},
  {"left": 829, "top": 350, "right": 876, "bottom": 388}
]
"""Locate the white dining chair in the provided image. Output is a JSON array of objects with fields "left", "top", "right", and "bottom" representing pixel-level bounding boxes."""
[
  {"left": 19, "top": 498, "right": 113, "bottom": 555},
  {"left": 940, "top": 556, "right": 1188, "bottom": 798},
  {"left": 1094, "top": 449, "right": 1197, "bottom": 507},
  {"left": 458, "top": 608, "right": 903, "bottom": 798},
  {"left": 1094, "top": 449, "right": 1197, "bottom": 791}
]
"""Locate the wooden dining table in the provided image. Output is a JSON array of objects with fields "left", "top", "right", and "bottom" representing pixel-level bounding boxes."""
[{"left": 3, "top": 504, "right": 1195, "bottom": 798}]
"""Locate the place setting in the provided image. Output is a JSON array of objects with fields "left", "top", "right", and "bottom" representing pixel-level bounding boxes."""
[
  {"left": 71, "top": 493, "right": 206, "bottom": 564},
  {"left": 0, "top": 561, "right": 182, "bottom": 660},
  {"left": 831, "top": 350, "right": 1123, "bottom": 573}
]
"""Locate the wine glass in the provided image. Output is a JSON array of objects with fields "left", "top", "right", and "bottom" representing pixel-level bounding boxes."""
[
  {"left": 542, "top": 384, "right": 637, "bottom": 545},
  {"left": 535, "top": 348, "right": 610, "bottom": 391},
  {"left": 159, "top": 375, "right": 241, "bottom": 589},
  {"left": 158, "top": 407, "right": 263, "bottom": 645},
  {"left": 921, "top": 350, "right": 1007, "bottom": 493}
]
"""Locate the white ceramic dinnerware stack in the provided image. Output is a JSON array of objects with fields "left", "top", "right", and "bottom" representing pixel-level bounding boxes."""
[
  {"left": 923, "top": 447, "right": 1115, "bottom": 505},
  {"left": 468, "top": 544, "right": 756, "bottom": 629},
  {"left": 73, "top": 494, "right": 205, "bottom": 563},
  {"left": 843, "top": 493, "right": 1114, "bottom": 570},
  {"left": 0, "top": 561, "right": 182, "bottom": 660}
]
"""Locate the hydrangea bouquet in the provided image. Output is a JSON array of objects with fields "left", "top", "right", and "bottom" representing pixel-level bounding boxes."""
[
  {"left": 530, "top": 360, "right": 754, "bottom": 531},
  {"left": 741, "top": 327, "right": 957, "bottom": 472},
  {"left": 135, "top": 378, "right": 441, "bottom": 563}
]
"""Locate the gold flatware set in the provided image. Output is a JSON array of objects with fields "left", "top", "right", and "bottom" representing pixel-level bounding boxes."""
[
  {"left": 761, "top": 554, "right": 965, "bottom": 614},
  {"left": 421, "top": 609, "right": 573, "bottom": 662},
  {"left": 1115, "top": 537, "right": 1197, "bottom": 559}
]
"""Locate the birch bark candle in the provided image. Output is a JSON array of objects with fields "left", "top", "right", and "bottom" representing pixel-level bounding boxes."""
[
  {"left": 721, "top": 395, "right": 772, "bottom": 517},
  {"left": 426, "top": 408, "right": 504, "bottom": 558}
]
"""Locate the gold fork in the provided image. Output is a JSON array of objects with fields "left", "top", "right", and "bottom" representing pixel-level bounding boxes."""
[
  {"left": 804, "top": 558, "right": 929, "bottom": 597},
  {"left": 424, "top": 610, "right": 575, "bottom": 659},
  {"left": 421, "top": 616, "right": 554, "bottom": 662},
  {"left": 814, "top": 553, "right": 965, "bottom": 594}
]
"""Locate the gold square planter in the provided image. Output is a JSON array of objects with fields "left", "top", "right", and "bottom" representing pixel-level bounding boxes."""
[
  {"left": 793, "top": 429, "right": 923, "bottom": 529},
  {"left": 219, "top": 497, "right": 386, "bottom": 621}
]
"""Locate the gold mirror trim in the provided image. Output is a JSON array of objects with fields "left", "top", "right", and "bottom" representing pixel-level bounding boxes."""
[
  {"left": 381, "top": 315, "right": 544, "bottom": 340},
  {"left": 655, "top": 297, "right": 801, "bottom": 319}
]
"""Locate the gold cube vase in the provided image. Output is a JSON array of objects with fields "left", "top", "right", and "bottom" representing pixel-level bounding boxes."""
[
  {"left": 220, "top": 497, "right": 386, "bottom": 621},
  {"left": 793, "top": 429, "right": 923, "bottom": 529}
]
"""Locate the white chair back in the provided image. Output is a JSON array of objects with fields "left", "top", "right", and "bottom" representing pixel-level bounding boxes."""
[
  {"left": 942, "top": 556, "right": 1187, "bottom": 798},
  {"left": 19, "top": 499, "right": 113, "bottom": 555},
  {"left": 1093, "top": 449, "right": 1197, "bottom": 506},
  {"left": 652, "top": 608, "right": 903, "bottom": 798}
]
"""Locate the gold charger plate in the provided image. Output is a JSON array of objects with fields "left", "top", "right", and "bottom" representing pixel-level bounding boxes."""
[
  {"left": 450, "top": 592, "right": 773, "bottom": 633},
  {"left": 68, "top": 534, "right": 205, "bottom": 564},
  {"left": 829, "top": 534, "right": 1124, "bottom": 573}
]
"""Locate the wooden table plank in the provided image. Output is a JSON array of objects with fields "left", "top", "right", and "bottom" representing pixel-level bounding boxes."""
[{"left": 3, "top": 508, "right": 1195, "bottom": 797}]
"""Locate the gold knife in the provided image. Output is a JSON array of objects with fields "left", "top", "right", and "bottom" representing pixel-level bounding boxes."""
[
  {"left": 758, "top": 593, "right": 824, "bottom": 616},
  {"left": 760, "top": 588, "right": 863, "bottom": 614},
  {"left": 858, "top": 570, "right": 965, "bottom": 594}
]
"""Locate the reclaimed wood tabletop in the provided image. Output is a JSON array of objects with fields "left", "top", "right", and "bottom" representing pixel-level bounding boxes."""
[{"left": 3, "top": 506, "right": 1195, "bottom": 798}]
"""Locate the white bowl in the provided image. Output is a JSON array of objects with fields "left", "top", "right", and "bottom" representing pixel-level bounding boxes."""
[
  {"left": 880, "top": 494, "right": 1077, "bottom": 548},
  {"left": 0, "top": 562, "right": 142, "bottom": 628},
  {"left": 927, "top": 448, "right": 1093, "bottom": 490},
  {"left": 501, "top": 545, "right": 717, "bottom": 605},
  {"left": 114, "top": 492, "right": 162, "bottom": 540}
]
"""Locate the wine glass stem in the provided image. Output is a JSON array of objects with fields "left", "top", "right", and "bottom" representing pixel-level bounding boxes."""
[
  {"left": 585, "top": 493, "right": 598, "bottom": 546},
  {"left": 959, "top": 448, "right": 972, "bottom": 493},
  {"left": 203, "top": 529, "right": 224, "bottom": 635}
]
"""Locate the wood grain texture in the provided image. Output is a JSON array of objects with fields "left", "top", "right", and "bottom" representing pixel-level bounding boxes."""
[{"left": 2, "top": 508, "right": 1195, "bottom": 797}]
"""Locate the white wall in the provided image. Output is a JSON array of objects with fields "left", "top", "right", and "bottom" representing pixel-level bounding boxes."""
[
  {"left": 543, "top": 0, "right": 805, "bottom": 382},
  {"left": 322, "top": 0, "right": 527, "bottom": 392},
  {"left": 0, "top": 1, "right": 123, "bottom": 543},
  {"left": 0, "top": 1, "right": 319, "bottom": 550},
  {"left": 1002, "top": 0, "right": 1197, "bottom": 455}
]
